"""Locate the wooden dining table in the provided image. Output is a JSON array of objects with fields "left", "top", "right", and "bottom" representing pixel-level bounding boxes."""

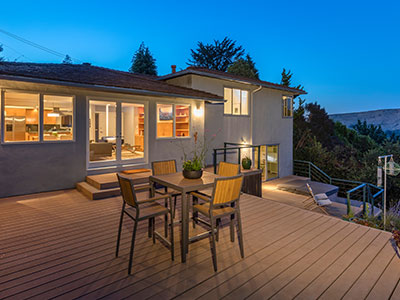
[{"left": 149, "top": 171, "right": 220, "bottom": 263}]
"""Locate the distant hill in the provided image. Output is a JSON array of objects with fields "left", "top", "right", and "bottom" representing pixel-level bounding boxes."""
[{"left": 330, "top": 109, "right": 400, "bottom": 135}]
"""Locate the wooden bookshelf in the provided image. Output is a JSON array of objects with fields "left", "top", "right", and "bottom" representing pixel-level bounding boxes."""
[{"left": 175, "top": 105, "right": 190, "bottom": 137}]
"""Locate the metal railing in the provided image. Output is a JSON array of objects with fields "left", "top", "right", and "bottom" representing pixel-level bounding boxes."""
[
  {"left": 213, "top": 142, "right": 261, "bottom": 173},
  {"left": 294, "top": 160, "right": 384, "bottom": 215}
]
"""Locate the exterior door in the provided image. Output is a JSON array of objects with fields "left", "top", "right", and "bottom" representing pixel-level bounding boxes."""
[{"left": 254, "top": 145, "right": 279, "bottom": 181}]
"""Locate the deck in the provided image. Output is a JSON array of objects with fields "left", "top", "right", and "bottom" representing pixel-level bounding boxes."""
[{"left": 1, "top": 189, "right": 400, "bottom": 299}]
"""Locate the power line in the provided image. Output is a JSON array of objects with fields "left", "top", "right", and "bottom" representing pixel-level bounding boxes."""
[
  {"left": 0, "top": 28, "right": 82, "bottom": 63},
  {"left": 0, "top": 42, "right": 33, "bottom": 61}
]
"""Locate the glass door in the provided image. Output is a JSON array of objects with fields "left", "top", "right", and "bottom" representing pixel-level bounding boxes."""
[
  {"left": 88, "top": 100, "right": 145, "bottom": 168},
  {"left": 254, "top": 145, "right": 279, "bottom": 181}
]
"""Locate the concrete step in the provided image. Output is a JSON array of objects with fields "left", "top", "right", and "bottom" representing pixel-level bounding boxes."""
[{"left": 76, "top": 182, "right": 120, "bottom": 200}]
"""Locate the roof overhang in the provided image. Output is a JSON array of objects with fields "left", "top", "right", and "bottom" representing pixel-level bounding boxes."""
[
  {"left": 159, "top": 69, "right": 307, "bottom": 95},
  {"left": 0, "top": 74, "right": 225, "bottom": 102}
]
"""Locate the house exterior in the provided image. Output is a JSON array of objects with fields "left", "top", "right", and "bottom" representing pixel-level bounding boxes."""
[{"left": 0, "top": 62, "right": 305, "bottom": 198}]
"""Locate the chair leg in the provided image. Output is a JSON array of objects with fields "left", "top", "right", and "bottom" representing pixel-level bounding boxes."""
[
  {"left": 148, "top": 218, "right": 152, "bottom": 238},
  {"left": 209, "top": 217, "right": 218, "bottom": 272},
  {"left": 164, "top": 199, "right": 168, "bottom": 237},
  {"left": 216, "top": 219, "right": 220, "bottom": 242},
  {"left": 230, "top": 214, "right": 235, "bottom": 242},
  {"left": 152, "top": 218, "right": 156, "bottom": 244},
  {"left": 236, "top": 210, "right": 244, "bottom": 258},
  {"left": 170, "top": 211, "right": 175, "bottom": 261},
  {"left": 192, "top": 196, "right": 198, "bottom": 228},
  {"left": 128, "top": 220, "right": 138, "bottom": 275},
  {"left": 173, "top": 195, "right": 177, "bottom": 219},
  {"left": 116, "top": 205, "right": 125, "bottom": 258}
]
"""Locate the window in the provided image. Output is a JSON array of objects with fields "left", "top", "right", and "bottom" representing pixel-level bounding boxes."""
[
  {"left": 43, "top": 95, "right": 73, "bottom": 141},
  {"left": 121, "top": 103, "right": 144, "bottom": 159},
  {"left": 4, "top": 91, "right": 40, "bottom": 142},
  {"left": 282, "top": 96, "right": 293, "bottom": 117},
  {"left": 224, "top": 87, "right": 249, "bottom": 115},
  {"left": 157, "top": 103, "right": 190, "bottom": 138},
  {"left": 2, "top": 91, "right": 75, "bottom": 143}
]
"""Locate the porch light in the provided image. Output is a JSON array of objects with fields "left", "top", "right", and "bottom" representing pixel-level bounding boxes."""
[{"left": 193, "top": 104, "right": 203, "bottom": 117}]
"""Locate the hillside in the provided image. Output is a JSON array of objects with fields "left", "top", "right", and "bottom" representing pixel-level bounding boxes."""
[{"left": 330, "top": 109, "right": 400, "bottom": 133}]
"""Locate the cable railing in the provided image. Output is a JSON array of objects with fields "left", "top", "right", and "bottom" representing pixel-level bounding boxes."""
[{"left": 294, "top": 160, "right": 384, "bottom": 216}]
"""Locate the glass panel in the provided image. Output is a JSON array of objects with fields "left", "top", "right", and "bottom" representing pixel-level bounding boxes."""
[
  {"left": 157, "top": 104, "right": 173, "bottom": 137},
  {"left": 241, "top": 90, "right": 248, "bottom": 115},
  {"left": 232, "top": 89, "right": 241, "bottom": 115},
  {"left": 224, "top": 87, "right": 232, "bottom": 114},
  {"left": 175, "top": 104, "right": 190, "bottom": 137},
  {"left": 283, "top": 96, "right": 292, "bottom": 117},
  {"left": 121, "top": 103, "right": 144, "bottom": 160},
  {"left": 43, "top": 95, "right": 73, "bottom": 141},
  {"left": 267, "top": 145, "right": 279, "bottom": 179},
  {"left": 4, "top": 92, "right": 39, "bottom": 142},
  {"left": 89, "top": 101, "right": 116, "bottom": 162}
]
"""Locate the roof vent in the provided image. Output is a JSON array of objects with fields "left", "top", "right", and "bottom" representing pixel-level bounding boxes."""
[
  {"left": 171, "top": 65, "right": 176, "bottom": 73},
  {"left": 82, "top": 62, "right": 91, "bottom": 66}
]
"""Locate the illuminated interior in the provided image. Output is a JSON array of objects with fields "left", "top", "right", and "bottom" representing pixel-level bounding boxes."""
[{"left": 43, "top": 95, "right": 73, "bottom": 141}]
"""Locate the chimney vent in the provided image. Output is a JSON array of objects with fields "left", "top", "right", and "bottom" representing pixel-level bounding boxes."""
[
  {"left": 82, "top": 62, "right": 91, "bottom": 66},
  {"left": 171, "top": 65, "right": 176, "bottom": 73}
]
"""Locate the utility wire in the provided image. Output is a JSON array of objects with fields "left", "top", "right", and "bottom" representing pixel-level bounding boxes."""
[
  {"left": 0, "top": 42, "right": 33, "bottom": 61},
  {"left": 0, "top": 28, "right": 82, "bottom": 63}
]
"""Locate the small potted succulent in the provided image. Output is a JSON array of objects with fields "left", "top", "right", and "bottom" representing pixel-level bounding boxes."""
[
  {"left": 182, "top": 159, "right": 203, "bottom": 179},
  {"left": 242, "top": 155, "right": 252, "bottom": 170}
]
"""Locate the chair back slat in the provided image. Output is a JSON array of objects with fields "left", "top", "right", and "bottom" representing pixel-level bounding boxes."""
[
  {"left": 306, "top": 183, "right": 315, "bottom": 199},
  {"left": 117, "top": 174, "right": 138, "bottom": 207},
  {"left": 218, "top": 162, "right": 240, "bottom": 177},
  {"left": 152, "top": 160, "right": 177, "bottom": 175},
  {"left": 212, "top": 174, "right": 244, "bottom": 206}
]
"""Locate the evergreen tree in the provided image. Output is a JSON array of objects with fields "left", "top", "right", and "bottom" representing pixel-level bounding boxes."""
[
  {"left": 129, "top": 42, "right": 157, "bottom": 75},
  {"left": 280, "top": 68, "right": 304, "bottom": 90},
  {"left": 62, "top": 55, "right": 72, "bottom": 64},
  {"left": 187, "top": 37, "right": 245, "bottom": 71},
  {"left": 0, "top": 45, "right": 5, "bottom": 62},
  {"left": 227, "top": 54, "right": 259, "bottom": 79}
]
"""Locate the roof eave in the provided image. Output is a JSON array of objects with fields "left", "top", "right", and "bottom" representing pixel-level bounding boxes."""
[
  {"left": 0, "top": 74, "right": 225, "bottom": 102},
  {"left": 159, "top": 70, "right": 307, "bottom": 95}
]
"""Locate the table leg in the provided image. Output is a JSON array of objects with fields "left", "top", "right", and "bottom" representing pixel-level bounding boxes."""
[{"left": 181, "top": 191, "right": 189, "bottom": 263}]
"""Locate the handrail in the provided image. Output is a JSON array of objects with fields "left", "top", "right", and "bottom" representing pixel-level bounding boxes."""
[{"left": 294, "top": 160, "right": 384, "bottom": 216}]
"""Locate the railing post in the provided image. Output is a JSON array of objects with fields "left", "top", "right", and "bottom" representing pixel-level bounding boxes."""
[
  {"left": 238, "top": 148, "right": 241, "bottom": 166},
  {"left": 363, "top": 184, "right": 366, "bottom": 216},
  {"left": 308, "top": 162, "right": 311, "bottom": 179},
  {"left": 257, "top": 146, "right": 261, "bottom": 169},
  {"left": 347, "top": 192, "right": 351, "bottom": 215},
  {"left": 213, "top": 149, "right": 217, "bottom": 174},
  {"left": 223, "top": 142, "right": 227, "bottom": 162}
]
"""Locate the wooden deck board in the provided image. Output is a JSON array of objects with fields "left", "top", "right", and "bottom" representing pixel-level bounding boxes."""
[{"left": 0, "top": 188, "right": 398, "bottom": 300}]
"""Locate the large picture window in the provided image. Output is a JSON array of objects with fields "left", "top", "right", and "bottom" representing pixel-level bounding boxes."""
[
  {"left": 4, "top": 91, "right": 40, "bottom": 142},
  {"left": 2, "top": 90, "right": 74, "bottom": 143},
  {"left": 157, "top": 103, "right": 190, "bottom": 138},
  {"left": 224, "top": 87, "right": 249, "bottom": 115},
  {"left": 282, "top": 96, "right": 293, "bottom": 117}
]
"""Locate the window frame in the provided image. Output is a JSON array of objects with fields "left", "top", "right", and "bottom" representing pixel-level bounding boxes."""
[
  {"left": 282, "top": 95, "right": 293, "bottom": 118},
  {"left": 223, "top": 86, "right": 250, "bottom": 116},
  {"left": 156, "top": 102, "right": 191, "bottom": 140},
  {"left": 1, "top": 89, "right": 76, "bottom": 145}
]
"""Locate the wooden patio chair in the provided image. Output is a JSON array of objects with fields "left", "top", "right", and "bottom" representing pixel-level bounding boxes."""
[
  {"left": 192, "top": 174, "right": 245, "bottom": 272},
  {"left": 151, "top": 160, "right": 181, "bottom": 222},
  {"left": 116, "top": 174, "right": 174, "bottom": 275},
  {"left": 304, "top": 183, "right": 332, "bottom": 215},
  {"left": 191, "top": 162, "right": 240, "bottom": 228}
]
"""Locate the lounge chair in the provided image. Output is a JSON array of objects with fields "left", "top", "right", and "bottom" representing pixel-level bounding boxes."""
[{"left": 304, "top": 183, "right": 332, "bottom": 215}]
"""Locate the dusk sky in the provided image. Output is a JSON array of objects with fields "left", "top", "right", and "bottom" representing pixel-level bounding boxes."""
[{"left": 1, "top": 0, "right": 399, "bottom": 114}]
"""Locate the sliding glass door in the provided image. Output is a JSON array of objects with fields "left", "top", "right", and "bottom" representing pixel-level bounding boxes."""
[
  {"left": 88, "top": 99, "right": 145, "bottom": 167},
  {"left": 254, "top": 145, "right": 279, "bottom": 181}
]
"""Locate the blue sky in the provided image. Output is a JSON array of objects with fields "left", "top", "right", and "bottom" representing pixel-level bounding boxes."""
[{"left": 0, "top": 0, "right": 399, "bottom": 114}]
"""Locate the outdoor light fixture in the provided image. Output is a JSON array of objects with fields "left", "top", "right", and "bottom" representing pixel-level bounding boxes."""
[
  {"left": 193, "top": 104, "right": 203, "bottom": 117},
  {"left": 377, "top": 158, "right": 383, "bottom": 187}
]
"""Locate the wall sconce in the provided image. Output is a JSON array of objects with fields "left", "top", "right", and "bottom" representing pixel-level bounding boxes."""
[{"left": 193, "top": 103, "right": 204, "bottom": 117}]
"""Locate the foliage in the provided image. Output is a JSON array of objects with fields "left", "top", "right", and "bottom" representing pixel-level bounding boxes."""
[
  {"left": 0, "top": 45, "right": 4, "bottom": 62},
  {"left": 352, "top": 120, "right": 387, "bottom": 144},
  {"left": 227, "top": 54, "right": 259, "bottom": 79},
  {"left": 280, "top": 68, "right": 303, "bottom": 90},
  {"left": 187, "top": 37, "right": 245, "bottom": 71},
  {"left": 129, "top": 42, "right": 157, "bottom": 75},
  {"left": 62, "top": 55, "right": 72, "bottom": 64}
]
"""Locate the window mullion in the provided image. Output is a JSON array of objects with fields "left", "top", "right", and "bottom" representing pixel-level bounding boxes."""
[
  {"left": 39, "top": 94, "right": 44, "bottom": 142},
  {"left": 0, "top": 90, "right": 4, "bottom": 143}
]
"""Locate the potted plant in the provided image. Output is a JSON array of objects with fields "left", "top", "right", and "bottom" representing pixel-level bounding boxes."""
[{"left": 242, "top": 155, "right": 252, "bottom": 170}]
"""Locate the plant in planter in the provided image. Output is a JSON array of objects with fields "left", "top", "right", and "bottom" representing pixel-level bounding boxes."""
[{"left": 242, "top": 155, "right": 252, "bottom": 169}]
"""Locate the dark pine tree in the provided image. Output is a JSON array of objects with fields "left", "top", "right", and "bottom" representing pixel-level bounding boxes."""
[
  {"left": 129, "top": 42, "right": 157, "bottom": 75},
  {"left": 187, "top": 37, "right": 245, "bottom": 71},
  {"left": 227, "top": 54, "right": 259, "bottom": 79},
  {"left": 62, "top": 55, "right": 72, "bottom": 64}
]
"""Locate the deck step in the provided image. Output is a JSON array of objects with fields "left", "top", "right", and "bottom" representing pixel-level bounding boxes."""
[{"left": 76, "top": 182, "right": 120, "bottom": 200}]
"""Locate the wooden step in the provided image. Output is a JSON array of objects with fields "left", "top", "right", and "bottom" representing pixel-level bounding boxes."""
[
  {"left": 76, "top": 182, "right": 120, "bottom": 200},
  {"left": 86, "top": 171, "right": 151, "bottom": 190}
]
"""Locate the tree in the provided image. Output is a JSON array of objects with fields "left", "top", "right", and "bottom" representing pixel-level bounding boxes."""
[
  {"left": 280, "top": 68, "right": 304, "bottom": 90},
  {"left": 187, "top": 37, "right": 245, "bottom": 71},
  {"left": 129, "top": 42, "right": 157, "bottom": 75},
  {"left": 0, "top": 45, "right": 5, "bottom": 62},
  {"left": 227, "top": 54, "right": 259, "bottom": 79},
  {"left": 62, "top": 55, "right": 72, "bottom": 64}
]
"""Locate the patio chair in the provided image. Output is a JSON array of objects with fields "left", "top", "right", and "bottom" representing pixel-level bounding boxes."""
[
  {"left": 192, "top": 174, "right": 244, "bottom": 272},
  {"left": 191, "top": 162, "right": 240, "bottom": 228},
  {"left": 151, "top": 160, "right": 181, "bottom": 222},
  {"left": 116, "top": 174, "right": 174, "bottom": 275},
  {"left": 304, "top": 183, "right": 332, "bottom": 215}
]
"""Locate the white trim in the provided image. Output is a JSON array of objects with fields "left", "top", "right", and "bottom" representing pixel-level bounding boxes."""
[{"left": 222, "top": 86, "right": 250, "bottom": 116}]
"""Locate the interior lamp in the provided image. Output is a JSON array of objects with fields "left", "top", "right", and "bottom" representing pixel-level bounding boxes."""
[{"left": 48, "top": 107, "right": 60, "bottom": 117}]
